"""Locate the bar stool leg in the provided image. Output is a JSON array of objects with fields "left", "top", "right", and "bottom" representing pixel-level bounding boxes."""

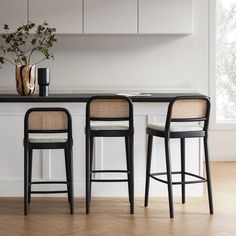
[
  {"left": 204, "top": 136, "right": 214, "bottom": 214},
  {"left": 181, "top": 138, "right": 185, "bottom": 204},
  {"left": 165, "top": 138, "right": 174, "bottom": 218},
  {"left": 144, "top": 135, "right": 153, "bottom": 207},
  {"left": 68, "top": 146, "right": 74, "bottom": 214},
  {"left": 89, "top": 137, "right": 94, "bottom": 202},
  {"left": 86, "top": 134, "right": 91, "bottom": 214},
  {"left": 125, "top": 136, "right": 131, "bottom": 202},
  {"left": 129, "top": 135, "right": 134, "bottom": 214},
  {"left": 64, "top": 148, "right": 70, "bottom": 202},
  {"left": 28, "top": 148, "right": 33, "bottom": 204},
  {"left": 24, "top": 145, "right": 29, "bottom": 216}
]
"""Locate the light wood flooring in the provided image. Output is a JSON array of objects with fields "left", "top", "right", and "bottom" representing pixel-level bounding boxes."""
[{"left": 0, "top": 162, "right": 235, "bottom": 236}]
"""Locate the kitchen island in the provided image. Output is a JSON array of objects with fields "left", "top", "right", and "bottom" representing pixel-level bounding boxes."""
[{"left": 0, "top": 92, "right": 206, "bottom": 198}]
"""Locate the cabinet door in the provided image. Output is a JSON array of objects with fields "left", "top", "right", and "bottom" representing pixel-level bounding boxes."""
[
  {"left": 84, "top": 0, "right": 137, "bottom": 34},
  {"left": 0, "top": 0, "right": 27, "bottom": 33},
  {"left": 139, "top": 0, "right": 193, "bottom": 34},
  {"left": 29, "top": 0, "right": 83, "bottom": 34}
]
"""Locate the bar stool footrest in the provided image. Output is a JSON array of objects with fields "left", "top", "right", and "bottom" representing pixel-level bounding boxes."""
[
  {"left": 91, "top": 179, "right": 128, "bottom": 182},
  {"left": 150, "top": 171, "right": 207, "bottom": 185},
  {"left": 30, "top": 181, "right": 68, "bottom": 185},
  {"left": 29, "top": 181, "right": 69, "bottom": 194},
  {"left": 91, "top": 170, "right": 129, "bottom": 173},
  {"left": 91, "top": 170, "right": 129, "bottom": 182},
  {"left": 30, "top": 190, "right": 68, "bottom": 194}
]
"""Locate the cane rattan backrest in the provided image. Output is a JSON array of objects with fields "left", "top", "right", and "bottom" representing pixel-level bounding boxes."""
[
  {"left": 86, "top": 96, "right": 133, "bottom": 131},
  {"left": 89, "top": 99, "right": 130, "bottom": 119},
  {"left": 28, "top": 111, "right": 68, "bottom": 130},
  {"left": 165, "top": 96, "right": 210, "bottom": 132},
  {"left": 25, "top": 108, "right": 71, "bottom": 132},
  {"left": 171, "top": 99, "right": 207, "bottom": 119}
]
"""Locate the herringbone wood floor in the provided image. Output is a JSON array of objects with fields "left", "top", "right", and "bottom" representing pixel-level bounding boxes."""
[{"left": 0, "top": 162, "right": 235, "bottom": 236}]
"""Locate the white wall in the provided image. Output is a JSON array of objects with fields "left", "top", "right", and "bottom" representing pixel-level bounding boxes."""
[
  {"left": 0, "top": 0, "right": 208, "bottom": 93},
  {"left": 209, "top": 130, "right": 236, "bottom": 161}
]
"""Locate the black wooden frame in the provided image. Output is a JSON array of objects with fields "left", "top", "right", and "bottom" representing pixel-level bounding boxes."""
[
  {"left": 144, "top": 96, "right": 213, "bottom": 218},
  {"left": 23, "top": 107, "right": 74, "bottom": 215},
  {"left": 85, "top": 95, "right": 134, "bottom": 214}
]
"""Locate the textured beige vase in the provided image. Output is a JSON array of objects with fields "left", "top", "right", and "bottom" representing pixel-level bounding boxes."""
[{"left": 15, "top": 65, "right": 36, "bottom": 96}]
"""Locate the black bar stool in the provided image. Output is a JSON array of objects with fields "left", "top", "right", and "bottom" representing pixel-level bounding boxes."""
[
  {"left": 85, "top": 95, "right": 134, "bottom": 214},
  {"left": 144, "top": 96, "right": 213, "bottom": 218},
  {"left": 23, "top": 107, "right": 74, "bottom": 215}
]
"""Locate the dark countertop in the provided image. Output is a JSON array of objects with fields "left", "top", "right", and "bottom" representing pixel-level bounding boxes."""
[{"left": 0, "top": 92, "right": 206, "bottom": 103}]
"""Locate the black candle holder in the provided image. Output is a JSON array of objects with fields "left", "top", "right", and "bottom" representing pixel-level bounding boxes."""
[{"left": 38, "top": 68, "right": 50, "bottom": 97}]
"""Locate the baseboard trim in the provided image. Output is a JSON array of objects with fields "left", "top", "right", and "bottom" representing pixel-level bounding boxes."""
[{"left": 211, "top": 156, "right": 236, "bottom": 161}]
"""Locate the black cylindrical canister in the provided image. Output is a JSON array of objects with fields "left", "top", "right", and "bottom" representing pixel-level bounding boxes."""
[{"left": 38, "top": 68, "right": 50, "bottom": 97}]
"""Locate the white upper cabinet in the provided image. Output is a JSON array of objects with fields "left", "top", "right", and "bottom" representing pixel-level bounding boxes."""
[
  {"left": 0, "top": 0, "right": 27, "bottom": 33},
  {"left": 0, "top": 0, "right": 193, "bottom": 35},
  {"left": 29, "top": 0, "right": 83, "bottom": 34},
  {"left": 139, "top": 0, "right": 193, "bottom": 34},
  {"left": 84, "top": 0, "right": 137, "bottom": 34}
]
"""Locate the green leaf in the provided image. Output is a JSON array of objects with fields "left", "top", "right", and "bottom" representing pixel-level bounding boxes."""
[
  {"left": 0, "top": 57, "right": 5, "bottom": 64},
  {"left": 3, "top": 24, "right": 9, "bottom": 30},
  {"left": 21, "top": 56, "right": 27, "bottom": 64},
  {"left": 15, "top": 58, "right": 20, "bottom": 64},
  {"left": 31, "top": 38, "right": 36, "bottom": 45}
]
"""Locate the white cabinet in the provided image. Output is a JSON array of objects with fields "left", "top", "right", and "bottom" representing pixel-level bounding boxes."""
[
  {"left": 0, "top": 0, "right": 27, "bottom": 33},
  {"left": 84, "top": 0, "right": 137, "bottom": 34},
  {"left": 29, "top": 0, "right": 83, "bottom": 34},
  {"left": 139, "top": 0, "right": 193, "bottom": 34},
  {"left": 0, "top": 0, "right": 193, "bottom": 35}
]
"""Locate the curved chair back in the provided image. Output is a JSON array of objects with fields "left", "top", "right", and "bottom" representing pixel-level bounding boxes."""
[
  {"left": 24, "top": 107, "right": 72, "bottom": 142},
  {"left": 165, "top": 96, "right": 211, "bottom": 132},
  {"left": 86, "top": 95, "right": 133, "bottom": 130}
]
